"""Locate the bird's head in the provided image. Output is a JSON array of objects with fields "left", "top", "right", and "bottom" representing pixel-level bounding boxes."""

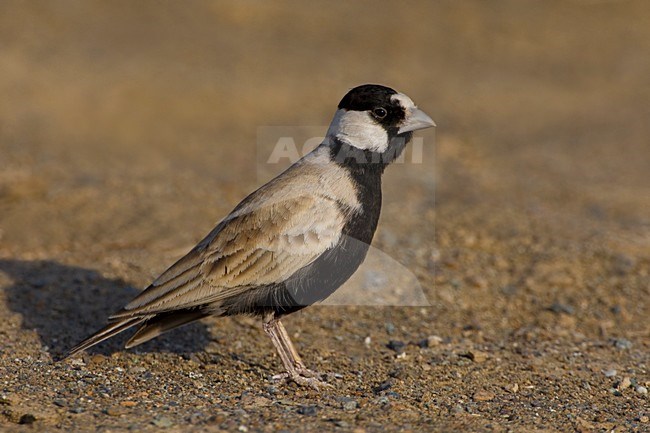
[{"left": 325, "top": 84, "right": 435, "bottom": 165}]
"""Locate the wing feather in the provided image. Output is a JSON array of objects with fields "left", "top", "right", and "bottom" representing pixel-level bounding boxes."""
[{"left": 110, "top": 195, "right": 343, "bottom": 318}]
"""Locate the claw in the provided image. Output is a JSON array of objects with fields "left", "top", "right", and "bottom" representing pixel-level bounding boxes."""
[
  {"left": 263, "top": 317, "right": 336, "bottom": 391},
  {"left": 272, "top": 370, "right": 333, "bottom": 390}
]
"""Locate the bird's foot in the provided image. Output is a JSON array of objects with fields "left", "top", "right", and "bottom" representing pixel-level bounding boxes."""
[{"left": 272, "top": 367, "right": 335, "bottom": 390}]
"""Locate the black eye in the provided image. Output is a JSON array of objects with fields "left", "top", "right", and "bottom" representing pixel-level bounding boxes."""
[{"left": 372, "top": 107, "right": 387, "bottom": 119}]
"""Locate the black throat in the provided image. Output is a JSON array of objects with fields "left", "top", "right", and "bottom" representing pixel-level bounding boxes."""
[{"left": 328, "top": 138, "right": 387, "bottom": 245}]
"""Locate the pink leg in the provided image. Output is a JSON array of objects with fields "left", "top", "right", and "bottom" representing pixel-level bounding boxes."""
[{"left": 263, "top": 316, "right": 332, "bottom": 390}]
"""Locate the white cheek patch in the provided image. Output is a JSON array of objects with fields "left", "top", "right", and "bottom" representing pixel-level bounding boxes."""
[{"left": 325, "top": 109, "right": 389, "bottom": 152}]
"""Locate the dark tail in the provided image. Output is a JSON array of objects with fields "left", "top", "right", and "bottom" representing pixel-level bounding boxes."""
[
  {"left": 63, "top": 317, "right": 147, "bottom": 360},
  {"left": 124, "top": 310, "right": 209, "bottom": 348},
  {"left": 62, "top": 309, "right": 209, "bottom": 360}
]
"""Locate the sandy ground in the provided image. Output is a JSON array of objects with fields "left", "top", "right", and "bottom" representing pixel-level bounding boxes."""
[{"left": 1, "top": 1, "right": 649, "bottom": 432}]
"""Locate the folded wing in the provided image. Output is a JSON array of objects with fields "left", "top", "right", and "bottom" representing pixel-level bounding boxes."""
[{"left": 110, "top": 194, "right": 344, "bottom": 319}]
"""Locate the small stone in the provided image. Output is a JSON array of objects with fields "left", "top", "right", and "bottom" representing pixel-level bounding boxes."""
[
  {"left": 238, "top": 426, "right": 248, "bottom": 432},
  {"left": 387, "top": 340, "right": 406, "bottom": 353},
  {"left": 105, "top": 406, "right": 126, "bottom": 417},
  {"left": 152, "top": 416, "right": 174, "bottom": 428},
  {"left": 373, "top": 380, "right": 392, "bottom": 394},
  {"left": 612, "top": 338, "right": 633, "bottom": 350},
  {"left": 375, "top": 396, "right": 390, "bottom": 405},
  {"left": 636, "top": 386, "right": 648, "bottom": 395},
  {"left": 89, "top": 354, "right": 107, "bottom": 365},
  {"left": 1, "top": 394, "right": 21, "bottom": 407},
  {"left": 547, "top": 302, "right": 574, "bottom": 315},
  {"left": 473, "top": 390, "right": 495, "bottom": 402},
  {"left": 68, "top": 358, "right": 85, "bottom": 367},
  {"left": 297, "top": 405, "right": 318, "bottom": 416},
  {"left": 207, "top": 412, "right": 227, "bottom": 424},
  {"left": 418, "top": 335, "right": 442, "bottom": 348},
  {"left": 385, "top": 322, "right": 396, "bottom": 334},
  {"left": 505, "top": 383, "right": 519, "bottom": 393},
  {"left": 120, "top": 400, "right": 137, "bottom": 407},
  {"left": 465, "top": 350, "right": 489, "bottom": 363},
  {"left": 19, "top": 414, "right": 36, "bottom": 424},
  {"left": 333, "top": 420, "right": 349, "bottom": 428},
  {"left": 639, "top": 415, "right": 649, "bottom": 423},
  {"left": 188, "top": 412, "right": 204, "bottom": 424},
  {"left": 364, "top": 336, "right": 371, "bottom": 346},
  {"left": 341, "top": 399, "right": 358, "bottom": 411},
  {"left": 467, "top": 276, "right": 488, "bottom": 289},
  {"left": 618, "top": 377, "right": 632, "bottom": 390},
  {"left": 603, "top": 369, "right": 617, "bottom": 378},
  {"left": 451, "top": 404, "right": 465, "bottom": 415},
  {"left": 53, "top": 399, "right": 67, "bottom": 407}
]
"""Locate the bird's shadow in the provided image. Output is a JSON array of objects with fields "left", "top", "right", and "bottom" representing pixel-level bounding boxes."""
[{"left": 0, "top": 259, "right": 212, "bottom": 359}]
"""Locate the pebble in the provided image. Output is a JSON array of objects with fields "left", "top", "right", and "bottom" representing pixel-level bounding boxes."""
[
  {"left": 89, "top": 354, "right": 107, "bottom": 365},
  {"left": 387, "top": 340, "right": 406, "bottom": 353},
  {"left": 451, "top": 404, "right": 465, "bottom": 415},
  {"left": 188, "top": 412, "right": 204, "bottom": 424},
  {"left": 473, "top": 390, "right": 496, "bottom": 402},
  {"left": 505, "top": 383, "right": 519, "bottom": 393},
  {"left": 618, "top": 377, "right": 632, "bottom": 390},
  {"left": 612, "top": 338, "right": 633, "bottom": 350},
  {"left": 385, "top": 322, "right": 396, "bottom": 334},
  {"left": 297, "top": 405, "right": 318, "bottom": 416},
  {"left": 373, "top": 380, "right": 393, "bottom": 394},
  {"left": 636, "top": 386, "right": 648, "bottom": 395},
  {"left": 341, "top": 399, "right": 359, "bottom": 411},
  {"left": 68, "top": 358, "right": 85, "bottom": 367},
  {"left": 547, "top": 302, "right": 574, "bottom": 315},
  {"left": 0, "top": 395, "right": 13, "bottom": 406},
  {"left": 639, "top": 415, "right": 649, "bottom": 423},
  {"left": 19, "top": 414, "right": 36, "bottom": 424},
  {"left": 467, "top": 276, "right": 488, "bottom": 289},
  {"left": 152, "top": 416, "right": 174, "bottom": 428},
  {"left": 603, "top": 369, "right": 617, "bottom": 378},
  {"left": 105, "top": 406, "right": 126, "bottom": 417},
  {"left": 608, "top": 388, "right": 622, "bottom": 397},
  {"left": 418, "top": 335, "right": 442, "bottom": 348},
  {"left": 466, "top": 350, "right": 489, "bottom": 363},
  {"left": 375, "top": 396, "right": 390, "bottom": 405}
]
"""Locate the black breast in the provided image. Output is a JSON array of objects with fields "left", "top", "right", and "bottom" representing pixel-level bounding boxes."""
[
  {"left": 220, "top": 142, "right": 385, "bottom": 318},
  {"left": 275, "top": 141, "right": 386, "bottom": 314}
]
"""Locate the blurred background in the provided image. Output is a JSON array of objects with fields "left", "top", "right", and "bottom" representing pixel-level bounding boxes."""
[
  {"left": 0, "top": 1, "right": 649, "bottom": 430},
  {"left": 2, "top": 0, "right": 650, "bottom": 356}
]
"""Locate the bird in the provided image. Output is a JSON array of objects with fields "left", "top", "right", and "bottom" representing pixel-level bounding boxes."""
[{"left": 65, "top": 84, "right": 435, "bottom": 389}]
